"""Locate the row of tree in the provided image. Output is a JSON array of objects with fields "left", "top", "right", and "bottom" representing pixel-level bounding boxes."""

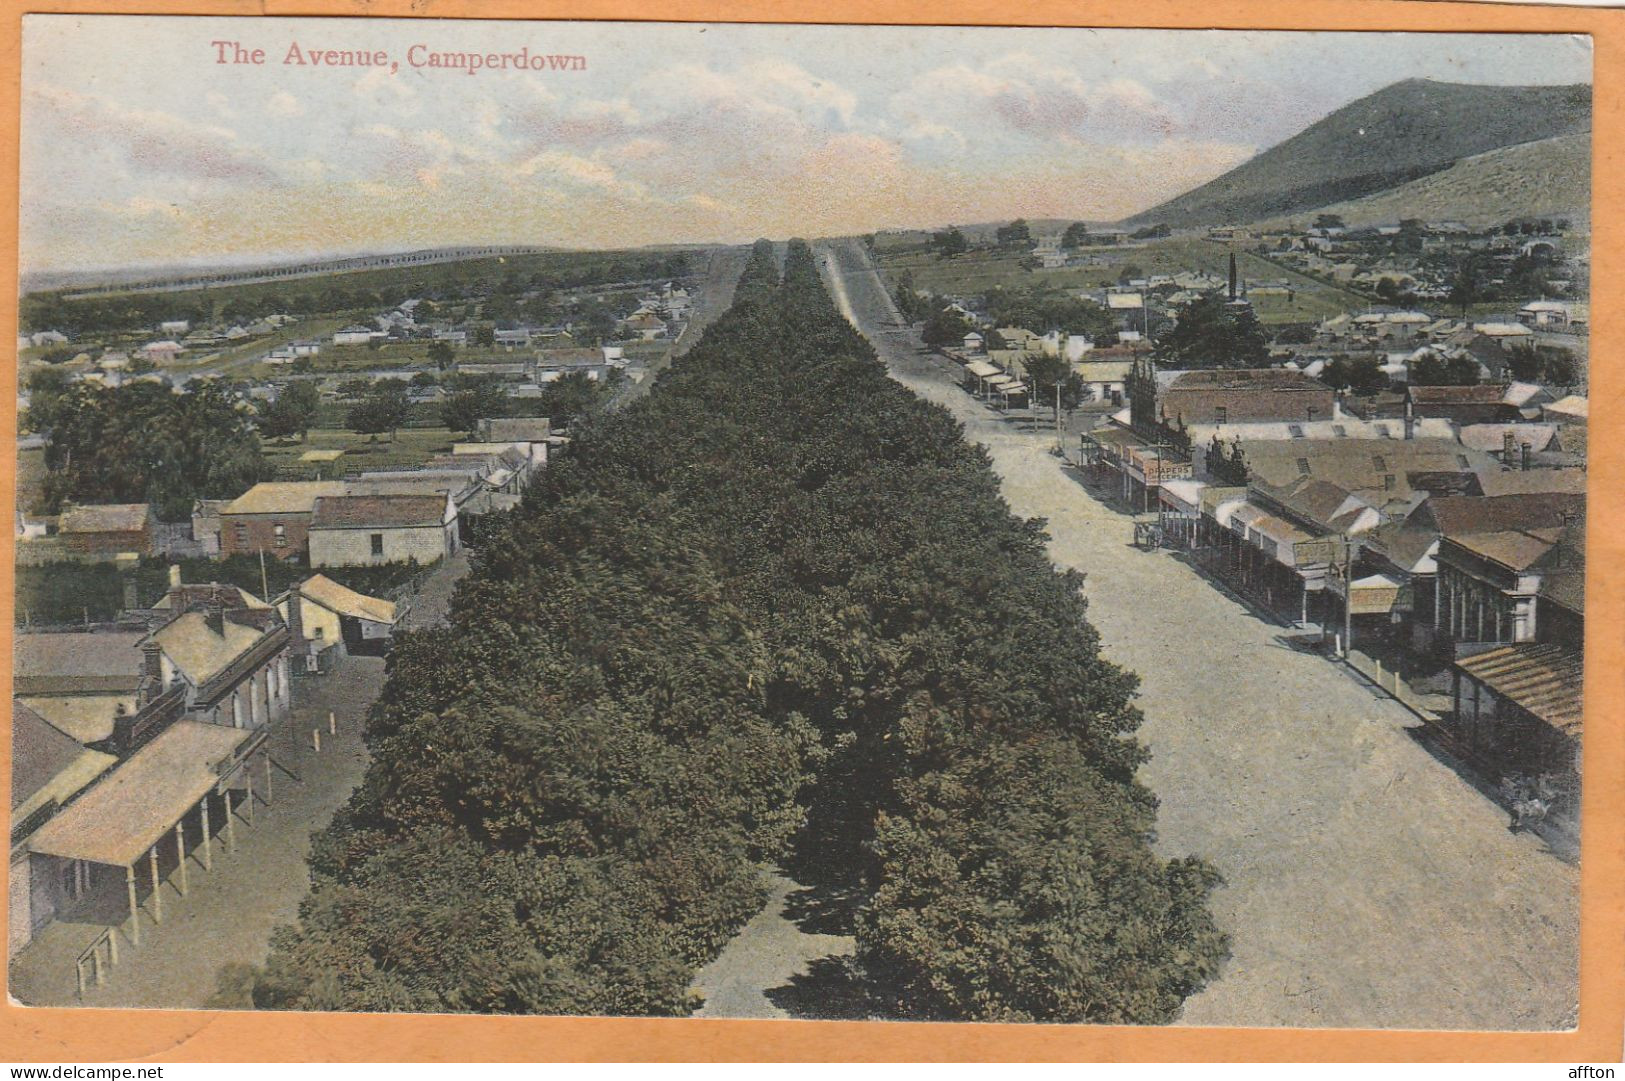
[{"left": 251, "top": 238, "right": 1226, "bottom": 1020}]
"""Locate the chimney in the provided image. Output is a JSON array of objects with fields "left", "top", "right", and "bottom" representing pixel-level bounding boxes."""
[
  {"left": 1403, "top": 396, "right": 1415, "bottom": 441},
  {"left": 169, "top": 564, "right": 183, "bottom": 589},
  {"left": 141, "top": 639, "right": 164, "bottom": 698},
  {"left": 122, "top": 577, "right": 140, "bottom": 614},
  {"left": 1503, "top": 430, "right": 1516, "bottom": 467},
  {"left": 286, "top": 582, "right": 306, "bottom": 654},
  {"left": 1521, "top": 442, "right": 1533, "bottom": 472},
  {"left": 205, "top": 596, "right": 225, "bottom": 636}
]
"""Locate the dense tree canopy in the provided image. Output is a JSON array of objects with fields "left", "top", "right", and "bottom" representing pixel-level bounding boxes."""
[
  {"left": 1154, "top": 293, "right": 1269, "bottom": 369},
  {"left": 27, "top": 378, "right": 272, "bottom": 520},
  {"left": 254, "top": 240, "right": 1225, "bottom": 1020},
  {"left": 1410, "top": 351, "right": 1482, "bottom": 386}
]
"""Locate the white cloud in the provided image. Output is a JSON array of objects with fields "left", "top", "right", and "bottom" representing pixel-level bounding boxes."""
[{"left": 267, "top": 91, "right": 306, "bottom": 118}]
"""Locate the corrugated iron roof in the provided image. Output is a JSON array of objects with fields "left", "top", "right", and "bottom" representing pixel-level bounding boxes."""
[{"left": 1455, "top": 643, "right": 1583, "bottom": 736}]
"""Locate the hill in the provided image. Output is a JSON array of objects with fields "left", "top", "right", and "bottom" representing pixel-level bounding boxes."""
[
  {"left": 1127, "top": 79, "right": 1590, "bottom": 227},
  {"left": 1261, "top": 131, "right": 1590, "bottom": 232}
]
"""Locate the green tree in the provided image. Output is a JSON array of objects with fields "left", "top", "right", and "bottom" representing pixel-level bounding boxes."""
[
  {"left": 1410, "top": 351, "right": 1481, "bottom": 386},
  {"left": 1322, "top": 355, "right": 1388, "bottom": 395},
  {"left": 428, "top": 341, "right": 456, "bottom": 369},
  {"left": 921, "top": 304, "right": 975, "bottom": 349},
  {"left": 1447, "top": 252, "right": 1493, "bottom": 315},
  {"left": 1023, "top": 352, "right": 1084, "bottom": 420},
  {"left": 346, "top": 383, "right": 410, "bottom": 440},
  {"left": 473, "top": 325, "right": 497, "bottom": 348},
  {"left": 995, "top": 219, "right": 1033, "bottom": 250},
  {"left": 1154, "top": 293, "right": 1269, "bottom": 369},
  {"left": 442, "top": 378, "right": 508, "bottom": 437},
  {"left": 1061, "top": 222, "right": 1090, "bottom": 248},
  {"left": 931, "top": 228, "right": 968, "bottom": 258}
]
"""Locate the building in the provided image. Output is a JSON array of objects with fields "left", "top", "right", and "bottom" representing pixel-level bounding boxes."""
[
  {"left": 1074, "top": 360, "right": 1132, "bottom": 405},
  {"left": 56, "top": 504, "right": 155, "bottom": 559},
  {"left": 472, "top": 416, "right": 552, "bottom": 470},
  {"left": 1445, "top": 513, "right": 1583, "bottom": 815},
  {"left": 1405, "top": 384, "right": 1520, "bottom": 426},
  {"left": 1144, "top": 364, "right": 1337, "bottom": 428},
  {"left": 279, "top": 574, "right": 400, "bottom": 669},
  {"left": 307, "top": 493, "right": 458, "bottom": 568},
  {"left": 332, "top": 325, "right": 384, "bottom": 345},
  {"left": 11, "top": 584, "right": 291, "bottom": 956},
  {"left": 9, "top": 703, "right": 119, "bottom": 957},
  {"left": 217, "top": 481, "right": 349, "bottom": 559},
  {"left": 145, "top": 588, "right": 293, "bottom": 730},
  {"left": 1517, "top": 300, "right": 1588, "bottom": 333},
  {"left": 13, "top": 632, "right": 148, "bottom": 748}
]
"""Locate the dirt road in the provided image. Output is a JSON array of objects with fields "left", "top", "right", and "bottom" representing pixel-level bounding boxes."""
[{"left": 818, "top": 238, "right": 1579, "bottom": 1031}]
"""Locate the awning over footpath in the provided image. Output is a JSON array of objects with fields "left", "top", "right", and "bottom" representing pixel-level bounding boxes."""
[
  {"left": 1346, "top": 572, "right": 1405, "bottom": 614},
  {"left": 1455, "top": 643, "right": 1583, "bottom": 738},
  {"left": 27, "top": 722, "right": 258, "bottom": 867},
  {"left": 1159, "top": 479, "right": 1206, "bottom": 515},
  {"left": 964, "top": 360, "right": 1001, "bottom": 379}
]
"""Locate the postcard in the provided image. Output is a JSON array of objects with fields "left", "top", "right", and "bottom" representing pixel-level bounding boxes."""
[{"left": 3, "top": 7, "right": 1619, "bottom": 1062}]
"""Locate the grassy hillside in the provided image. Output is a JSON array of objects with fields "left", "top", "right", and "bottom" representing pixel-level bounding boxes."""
[
  {"left": 1263, "top": 132, "right": 1591, "bottom": 232},
  {"left": 1128, "top": 79, "right": 1590, "bottom": 227}
]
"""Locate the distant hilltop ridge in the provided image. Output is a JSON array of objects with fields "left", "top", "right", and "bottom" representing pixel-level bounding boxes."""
[
  {"left": 32, "top": 245, "right": 562, "bottom": 299},
  {"left": 1127, "top": 78, "right": 1591, "bottom": 228}
]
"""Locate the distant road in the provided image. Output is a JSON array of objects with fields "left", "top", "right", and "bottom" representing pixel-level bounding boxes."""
[{"left": 821, "top": 237, "right": 1578, "bottom": 1031}]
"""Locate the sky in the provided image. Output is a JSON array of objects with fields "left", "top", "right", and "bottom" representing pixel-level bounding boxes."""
[{"left": 20, "top": 17, "right": 1592, "bottom": 275}]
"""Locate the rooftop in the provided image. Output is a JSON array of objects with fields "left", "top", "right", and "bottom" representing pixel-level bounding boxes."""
[
  {"left": 57, "top": 503, "right": 150, "bottom": 534},
  {"left": 27, "top": 722, "right": 256, "bottom": 868},
  {"left": 221, "top": 481, "right": 348, "bottom": 517},
  {"left": 294, "top": 574, "right": 398, "bottom": 626},
  {"left": 311, "top": 494, "right": 449, "bottom": 530},
  {"left": 1455, "top": 644, "right": 1582, "bottom": 737},
  {"left": 1169, "top": 369, "right": 1330, "bottom": 393}
]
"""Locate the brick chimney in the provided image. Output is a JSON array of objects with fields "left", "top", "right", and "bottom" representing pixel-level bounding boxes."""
[
  {"left": 1502, "top": 430, "right": 1516, "bottom": 467},
  {"left": 1403, "top": 396, "right": 1415, "bottom": 441},
  {"left": 285, "top": 582, "right": 306, "bottom": 655},
  {"left": 141, "top": 639, "right": 164, "bottom": 699},
  {"left": 205, "top": 596, "right": 225, "bottom": 636},
  {"left": 1521, "top": 442, "right": 1533, "bottom": 472}
]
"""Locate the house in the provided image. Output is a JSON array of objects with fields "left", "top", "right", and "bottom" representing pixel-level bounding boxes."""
[
  {"left": 1073, "top": 360, "right": 1132, "bottom": 405},
  {"left": 13, "top": 632, "right": 149, "bottom": 747},
  {"left": 9, "top": 702, "right": 119, "bottom": 957},
  {"left": 158, "top": 320, "right": 191, "bottom": 336},
  {"left": 145, "top": 588, "right": 293, "bottom": 731},
  {"left": 535, "top": 348, "right": 612, "bottom": 383},
  {"left": 621, "top": 314, "right": 668, "bottom": 341},
  {"left": 1517, "top": 300, "right": 1588, "bottom": 332},
  {"left": 307, "top": 493, "right": 458, "bottom": 568},
  {"left": 279, "top": 574, "right": 400, "bottom": 669},
  {"left": 332, "top": 325, "right": 384, "bottom": 346},
  {"left": 961, "top": 332, "right": 985, "bottom": 354},
  {"left": 56, "top": 503, "right": 155, "bottom": 559},
  {"left": 1542, "top": 395, "right": 1588, "bottom": 427},
  {"left": 217, "top": 481, "right": 349, "bottom": 559},
  {"left": 138, "top": 341, "right": 184, "bottom": 362}
]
